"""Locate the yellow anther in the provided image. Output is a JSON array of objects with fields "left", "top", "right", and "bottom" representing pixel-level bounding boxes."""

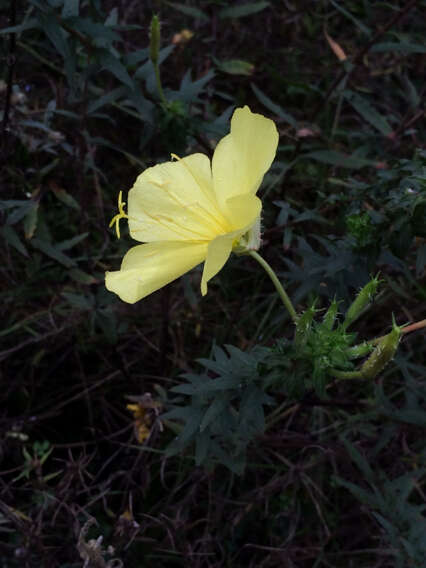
[
  {"left": 170, "top": 153, "right": 181, "bottom": 161},
  {"left": 109, "top": 190, "right": 128, "bottom": 239}
]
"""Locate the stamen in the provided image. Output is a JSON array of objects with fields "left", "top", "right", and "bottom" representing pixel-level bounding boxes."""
[{"left": 109, "top": 190, "right": 128, "bottom": 239}]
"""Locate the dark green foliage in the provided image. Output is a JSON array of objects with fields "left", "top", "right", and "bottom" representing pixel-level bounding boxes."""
[
  {"left": 1, "top": 1, "right": 426, "bottom": 566},
  {"left": 164, "top": 345, "right": 272, "bottom": 474},
  {"left": 335, "top": 437, "right": 426, "bottom": 568}
]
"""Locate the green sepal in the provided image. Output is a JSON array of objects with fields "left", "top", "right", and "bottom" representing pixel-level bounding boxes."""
[
  {"left": 294, "top": 301, "right": 317, "bottom": 347},
  {"left": 343, "top": 274, "right": 381, "bottom": 330},
  {"left": 322, "top": 297, "right": 340, "bottom": 330},
  {"left": 346, "top": 341, "right": 374, "bottom": 360}
]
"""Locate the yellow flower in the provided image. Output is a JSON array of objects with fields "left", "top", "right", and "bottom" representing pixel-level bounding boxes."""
[
  {"left": 105, "top": 106, "right": 278, "bottom": 303},
  {"left": 126, "top": 403, "right": 152, "bottom": 443}
]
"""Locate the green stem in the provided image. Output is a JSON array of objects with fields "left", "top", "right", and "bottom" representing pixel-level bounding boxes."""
[
  {"left": 329, "top": 368, "right": 364, "bottom": 380},
  {"left": 249, "top": 250, "right": 298, "bottom": 323},
  {"left": 153, "top": 60, "right": 167, "bottom": 106}
]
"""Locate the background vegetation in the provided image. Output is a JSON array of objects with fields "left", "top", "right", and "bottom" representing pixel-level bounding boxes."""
[{"left": 1, "top": 0, "right": 425, "bottom": 566}]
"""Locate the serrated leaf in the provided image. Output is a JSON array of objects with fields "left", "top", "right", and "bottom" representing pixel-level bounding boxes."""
[
  {"left": 200, "top": 396, "right": 230, "bottom": 432},
  {"left": 340, "top": 436, "right": 375, "bottom": 480},
  {"left": 216, "top": 59, "right": 254, "bottom": 76},
  {"left": 239, "top": 386, "right": 266, "bottom": 434},
  {"left": 344, "top": 90, "right": 393, "bottom": 136},
  {"left": 170, "top": 383, "right": 199, "bottom": 395},
  {"left": 219, "top": 2, "right": 270, "bottom": 19},
  {"left": 166, "top": 2, "right": 210, "bottom": 22},
  {"left": 2, "top": 225, "right": 28, "bottom": 257},
  {"left": 174, "top": 407, "right": 203, "bottom": 447},
  {"left": 251, "top": 83, "right": 297, "bottom": 126},
  {"left": 195, "top": 430, "right": 210, "bottom": 465},
  {"left": 333, "top": 476, "right": 377, "bottom": 506},
  {"left": 173, "top": 375, "right": 239, "bottom": 393},
  {"left": 161, "top": 406, "right": 195, "bottom": 421}
]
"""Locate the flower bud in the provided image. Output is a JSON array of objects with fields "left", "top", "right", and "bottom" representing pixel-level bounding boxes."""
[
  {"left": 360, "top": 318, "right": 401, "bottom": 379},
  {"left": 343, "top": 275, "right": 381, "bottom": 330},
  {"left": 149, "top": 15, "right": 161, "bottom": 65}
]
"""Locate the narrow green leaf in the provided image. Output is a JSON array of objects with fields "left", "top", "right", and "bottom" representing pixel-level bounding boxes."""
[
  {"left": 7, "top": 202, "right": 33, "bottom": 224},
  {"left": 306, "top": 150, "right": 377, "bottom": 169},
  {"left": 251, "top": 83, "right": 297, "bottom": 126},
  {"left": 56, "top": 232, "right": 88, "bottom": 251},
  {"left": 87, "top": 86, "right": 127, "bottom": 114},
  {"left": 0, "top": 18, "right": 39, "bottom": 34},
  {"left": 219, "top": 2, "right": 270, "bottom": 19},
  {"left": 166, "top": 2, "right": 210, "bottom": 22},
  {"left": 67, "top": 17, "right": 121, "bottom": 45},
  {"left": 69, "top": 269, "right": 98, "bottom": 284},
  {"left": 216, "top": 59, "right": 254, "bottom": 76},
  {"left": 0, "top": 200, "right": 28, "bottom": 210},
  {"left": 344, "top": 90, "right": 393, "bottom": 136},
  {"left": 98, "top": 50, "right": 133, "bottom": 88},
  {"left": 31, "top": 238, "right": 76, "bottom": 267},
  {"left": 51, "top": 186, "right": 80, "bottom": 210},
  {"left": 23, "top": 201, "right": 39, "bottom": 239},
  {"left": 330, "top": 1, "right": 371, "bottom": 36},
  {"left": 62, "top": 292, "right": 93, "bottom": 310},
  {"left": 178, "top": 69, "right": 215, "bottom": 102},
  {"left": 40, "top": 13, "right": 70, "bottom": 59},
  {"left": 2, "top": 225, "right": 28, "bottom": 257},
  {"left": 371, "top": 42, "right": 426, "bottom": 54}
]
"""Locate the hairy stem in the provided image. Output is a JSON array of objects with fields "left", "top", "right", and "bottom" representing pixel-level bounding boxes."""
[{"left": 249, "top": 250, "right": 298, "bottom": 323}]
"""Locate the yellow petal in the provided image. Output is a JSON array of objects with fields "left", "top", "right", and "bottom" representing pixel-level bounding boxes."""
[
  {"left": 225, "top": 193, "right": 262, "bottom": 231},
  {"left": 200, "top": 193, "right": 263, "bottom": 293},
  {"left": 128, "top": 153, "right": 229, "bottom": 243},
  {"left": 105, "top": 241, "right": 208, "bottom": 303},
  {"left": 212, "top": 106, "right": 278, "bottom": 211},
  {"left": 200, "top": 233, "right": 234, "bottom": 296}
]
